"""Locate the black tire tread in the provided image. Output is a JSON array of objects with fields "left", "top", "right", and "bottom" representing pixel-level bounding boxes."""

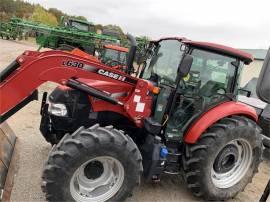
[
  {"left": 183, "top": 116, "right": 262, "bottom": 200},
  {"left": 42, "top": 124, "right": 142, "bottom": 201}
]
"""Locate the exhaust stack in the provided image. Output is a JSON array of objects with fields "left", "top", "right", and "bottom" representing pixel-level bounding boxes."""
[{"left": 126, "top": 33, "right": 137, "bottom": 74}]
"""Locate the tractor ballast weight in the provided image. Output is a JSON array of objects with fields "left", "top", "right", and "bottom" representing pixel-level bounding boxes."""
[{"left": 0, "top": 35, "right": 270, "bottom": 201}]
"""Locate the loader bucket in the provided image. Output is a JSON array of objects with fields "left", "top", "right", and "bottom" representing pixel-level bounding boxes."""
[{"left": 0, "top": 122, "right": 17, "bottom": 201}]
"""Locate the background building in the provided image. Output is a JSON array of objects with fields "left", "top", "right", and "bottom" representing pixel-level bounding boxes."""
[{"left": 240, "top": 49, "right": 267, "bottom": 86}]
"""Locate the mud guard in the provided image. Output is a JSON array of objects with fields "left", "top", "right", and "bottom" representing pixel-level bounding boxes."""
[
  {"left": 0, "top": 122, "right": 18, "bottom": 201},
  {"left": 184, "top": 101, "right": 258, "bottom": 144}
]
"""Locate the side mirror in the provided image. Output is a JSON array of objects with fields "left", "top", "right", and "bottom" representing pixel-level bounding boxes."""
[
  {"left": 257, "top": 48, "right": 270, "bottom": 103},
  {"left": 238, "top": 89, "right": 251, "bottom": 97},
  {"left": 178, "top": 54, "right": 193, "bottom": 77}
]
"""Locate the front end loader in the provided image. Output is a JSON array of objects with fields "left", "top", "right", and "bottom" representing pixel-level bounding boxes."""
[
  {"left": 0, "top": 122, "right": 17, "bottom": 201},
  {"left": 0, "top": 35, "right": 269, "bottom": 202}
]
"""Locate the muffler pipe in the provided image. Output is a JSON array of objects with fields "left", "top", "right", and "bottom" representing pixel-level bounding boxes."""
[{"left": 126, "top": 33, "right": 137, "bottom": 74}]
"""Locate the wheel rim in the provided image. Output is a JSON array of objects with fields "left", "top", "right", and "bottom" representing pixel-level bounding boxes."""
[
  {"left": 211, "top": 139, "right": 253, "bottom": 189},
  {"left": 70, "top": 156, "right": 124, "bottom": 202}
]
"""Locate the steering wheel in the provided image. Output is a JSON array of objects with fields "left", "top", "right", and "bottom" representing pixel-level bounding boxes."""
[
  {"left": 171, "top": 99, "right": 195, "bottom": 128},
  {"left": 209, "top": 87, "right": 227, "bottom": 99},
  {"left": 104, "top": 59, "right": 122, "bottom": 67},
  {"left": 160, "top": 75, "right": 176, "bottom": 86}
]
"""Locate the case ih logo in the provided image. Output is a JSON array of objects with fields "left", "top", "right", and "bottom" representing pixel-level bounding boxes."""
[
  {"left": 62, "top": 60, "right": 136, "bottom": 84},
  {"left": 97, "top": 69, "right": 126, "bottom": 81},
  {"left": 62, "top": 60, "right": 84, "bottom": 68}
]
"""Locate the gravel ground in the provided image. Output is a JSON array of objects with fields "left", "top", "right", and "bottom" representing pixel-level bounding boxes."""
[{"left": 0, "top": 39, "right": 269, "bottom": 202}]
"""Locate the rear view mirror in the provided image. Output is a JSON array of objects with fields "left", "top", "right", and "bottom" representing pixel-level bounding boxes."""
[
  {"left": 178, "top": 54, "right": 193, "bottom": 77},
  {"left": 238, "top": 89, "right": 251, "bottom": 97},
  {"left": 257, "top": 48, "right": 270, "bottom": 103}
]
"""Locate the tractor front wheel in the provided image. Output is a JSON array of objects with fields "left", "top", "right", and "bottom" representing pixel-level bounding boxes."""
[
  {"left": 42, "top": 124, "right": 143, "bottom": 202},
  {"left": 183, "top": 116, "right": 262, "bottom": 200}
]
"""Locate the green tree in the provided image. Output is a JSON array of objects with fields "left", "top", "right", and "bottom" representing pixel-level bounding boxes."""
[
  {"left": 0, "top": 0, "right": 35, "bottom": 21},
  {"left": 103, "top": 24, "right": 126, "bottom": 41},
  {"left": 48, "top": 8, "right": 65, "bottom": 23},
  {"left": 31, "top": 6, "right": 58, "bottom": 26},
  {"left": 73, "top": 16, "right": 87, "bottom": 21},
  {"left": 0, "top": 0, "right": 17, "bottom": 21}
]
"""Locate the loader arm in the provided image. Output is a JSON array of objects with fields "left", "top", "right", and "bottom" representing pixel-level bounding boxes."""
[{"left": 0, "top": 50, "right": 153, "bottom": 126}]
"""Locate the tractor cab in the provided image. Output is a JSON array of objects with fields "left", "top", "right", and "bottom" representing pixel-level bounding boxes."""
[
  {"left": 141, "top": 38, "right": 253, "bottom": 141},
  {"left": 60, "top": 16, "right": 95, "bottom": 33},
  {"left": 99, "top": 44, "right": 128, "bottom": 68}
]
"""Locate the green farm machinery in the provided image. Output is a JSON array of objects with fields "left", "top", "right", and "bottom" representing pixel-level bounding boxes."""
[
  {"left": 0, "top": 17, "right": 120, "bottom": 54},
  {"left": 0, "top": 20, "right": 22, "bottom": 40},
  {"left": 0, "top": 17, "right": 149, "bottom": 63}
]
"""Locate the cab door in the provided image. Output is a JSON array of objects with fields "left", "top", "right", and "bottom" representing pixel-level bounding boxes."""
[{"left": 257, "top": 48, "right": 270, "bottom": 103}]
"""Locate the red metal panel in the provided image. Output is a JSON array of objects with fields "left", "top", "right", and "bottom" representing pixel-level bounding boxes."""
[
  {"left": 104, "top": 45, "right": 128, "bottom": 53},
  {"left": 0, "top": 50, "right": 154, "bottom": 127},
  {"left": 184, "top": 101, "right": 258, "bottom": 144},
  {"left": 182, "top": 40, "right": 254, "bottom": 64},
  {"left": 0, "top": 50, "right": 136, "bottom": 116}
]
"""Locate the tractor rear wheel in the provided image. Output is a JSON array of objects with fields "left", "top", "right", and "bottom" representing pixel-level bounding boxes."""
[
  {"left": 183, "top": 116, "right": 262, "bottom": 200},
  {"left": 42, "top": 124, "right": 143, "bottom": 202}
]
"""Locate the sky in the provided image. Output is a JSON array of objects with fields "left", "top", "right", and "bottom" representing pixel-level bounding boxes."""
[{"left": 25, "top": 0, "right": 270, "bottom": 49}]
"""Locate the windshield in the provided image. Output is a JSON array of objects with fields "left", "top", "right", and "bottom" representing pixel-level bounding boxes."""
[
  {"left": 70, "top": 21, "right": 89, "bottom": 32},
  {"left": 142, "top": 40, "right": 183, "bottom": 85},
  {"left": 103, "top": 49, "right": 127, "bottom": 65},
  {"left": 188, "top": 49, "right": 238, "bottom": 94}
]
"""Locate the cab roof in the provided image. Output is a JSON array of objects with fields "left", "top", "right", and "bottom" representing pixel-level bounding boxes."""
[
  {"left": 182, "top": 40, "right": 254, "bottom": 65},
  {"left": 104, "top": 44, "right": 128, "bottom": 53},
  {"left": 152, "top": 37, "right": 254, "bottom": 65},
  {"left": 151, "top": 37, "right": 187, "bottom": 43}
]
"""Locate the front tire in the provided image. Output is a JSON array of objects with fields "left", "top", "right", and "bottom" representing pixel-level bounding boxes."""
[
  {"left": 183, "top": 116, "right": 262, "bottom": 200},
  {"left": 42, "top": 124, "right": 143, "bottom": 202}
]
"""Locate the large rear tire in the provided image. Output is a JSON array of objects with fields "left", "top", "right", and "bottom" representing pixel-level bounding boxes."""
[
  {"left": 42, "top": 124, "right": 143, "bottom": 202},
  {"left": 183, "top": 116, "right": 262, "bottom": 200}
]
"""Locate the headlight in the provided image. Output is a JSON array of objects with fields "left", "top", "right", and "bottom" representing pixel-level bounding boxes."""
[{"left": 48, "top": 103, "right": 68, "bottom": 117}]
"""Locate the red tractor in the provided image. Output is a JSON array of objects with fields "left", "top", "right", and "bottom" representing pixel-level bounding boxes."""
[
  {"left": 99, "top": 44, "right": 128, "bottom": 68},
  {"left": 0, "top": 35, "right": 269, "bottom": 202},
  {"left": 61, "top": 43, "right": 129, "bottom": 70}
]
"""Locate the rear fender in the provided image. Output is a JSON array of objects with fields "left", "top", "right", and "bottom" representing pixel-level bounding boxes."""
[{"left": 184, "top": 101, "right": 258, "bottom": 144}]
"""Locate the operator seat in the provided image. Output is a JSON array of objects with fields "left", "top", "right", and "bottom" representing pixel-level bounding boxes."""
[
  {"left": 199, "top": 80, "right": 225, "bottom": 108},
  {"left": 199, "top": 80, "right": 225, "bottom": 97}
]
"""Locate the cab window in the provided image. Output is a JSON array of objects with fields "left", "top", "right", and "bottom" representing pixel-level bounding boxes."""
[
  {"left": 142, "top": 40, "right": 183, "bottom": 86},
  {"left": 185, "top": 49, "right": 237, "bottom": 97},
  {"left": 166, "top": 49, "right": 239, "bottom": 133}
]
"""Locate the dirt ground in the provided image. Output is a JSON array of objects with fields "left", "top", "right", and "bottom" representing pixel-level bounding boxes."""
[{"left": 0, "top": 39, "right": 269, "bottom": 202}]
